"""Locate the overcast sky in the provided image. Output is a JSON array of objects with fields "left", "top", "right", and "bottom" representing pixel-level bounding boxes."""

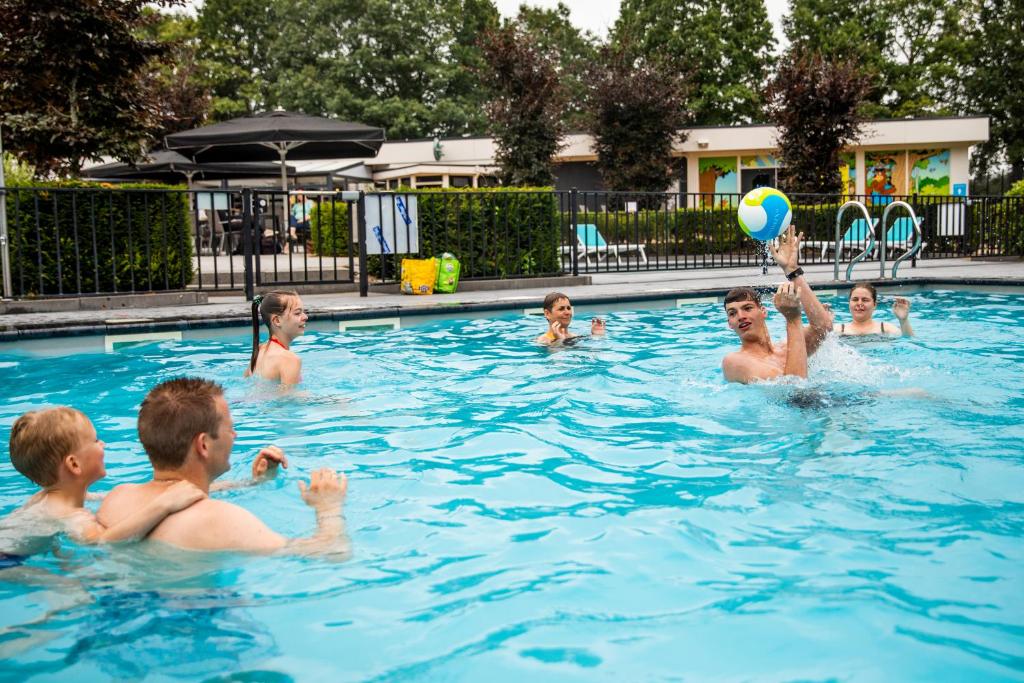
[{"left": 493, "top": 0, "right": 790, "bottom": 44}]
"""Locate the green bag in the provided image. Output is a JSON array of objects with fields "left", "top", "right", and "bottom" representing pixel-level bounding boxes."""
[{"left": 434, "top": 252, "right": 461, "bottom": 293}]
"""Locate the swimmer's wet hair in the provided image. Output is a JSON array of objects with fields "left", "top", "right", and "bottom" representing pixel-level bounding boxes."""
[
  {"left": 9, "top": 407, "right": 89, "bottom": 487},
  {"left": 249, "top": 290, "right": 300, "bottom": 374},
  {"left": 543, "top": 292, "right": 570, "bottom": 311},
  {"left": 138, "top": 377, "right": 223, "bottom": 470},
  {"left": 723, "top": 287, "right": 762, "bottom": 309},
  {"left": 849, "top": 282, "right": 878, "bottom": 302}
]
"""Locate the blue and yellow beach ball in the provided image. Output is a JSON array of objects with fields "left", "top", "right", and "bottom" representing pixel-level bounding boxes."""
[{"left": 737, "top": 187, "right": 792, "bottom": 241}]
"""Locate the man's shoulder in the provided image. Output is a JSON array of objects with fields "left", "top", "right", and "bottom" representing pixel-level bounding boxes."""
[{"left": 149, "top": 498, "right": 283, "bottom": 552}]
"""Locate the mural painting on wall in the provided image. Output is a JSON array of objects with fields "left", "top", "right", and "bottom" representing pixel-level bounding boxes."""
[
  {"left": 698, "top": 157, "right": 738, "bottom": 208},
  {"left": 864, "top": 151, "right": 905, "bottom": 205},
  {"left": 740, "top": 154, "right": 777, "bottom": 169},
  {"left": 839, "top": 152, "right": 856, "bottom": 198},
  {"left": 908, "top": 149, "right": 950, "bottom": 195}
]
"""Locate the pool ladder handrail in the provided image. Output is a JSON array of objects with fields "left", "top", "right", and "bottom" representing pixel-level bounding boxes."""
[
  {"left": 834, "top": 200, "right": 876, "bottom": 282},
  {"left": 879, "top": 200, "right": 924, "bottom": 279}
]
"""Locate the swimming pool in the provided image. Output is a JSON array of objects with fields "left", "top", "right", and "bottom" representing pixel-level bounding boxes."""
[{"left": 1, "top": 289, "right": 1023, "bottom": 681}]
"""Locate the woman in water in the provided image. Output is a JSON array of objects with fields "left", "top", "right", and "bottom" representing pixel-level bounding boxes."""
[
  {"left": 834, "top": 283, "right": 914, "bottom": 337},
  {"left": 246, "top": 291, "right": 308, "bottom": 384}
]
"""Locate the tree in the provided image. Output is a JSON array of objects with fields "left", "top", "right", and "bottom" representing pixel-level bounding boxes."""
[
  {"left": 766, "top": 50, "right": 873, "bottom": 194},
  {"left": 478, "top": 24, "right": 566, "bottom": 186},
  {"left": 195, "top": 0, "right": 282, "bottom": 119},
  {"left": 142, "top": 10, "right": 211, "bottom": 139},
  {"left": 587, "top": 45, "right": 691, "bottom": 197},
  {"left": 514, "top": 2, "right": 600, "bottom": 130},
  {"left": 962, "top": 0, "right": 1024, "bottom": 182},
  {"left": 784, "top": 0, "right": 964, "bottom": 118},
  {"left": 262, "top": 0, "right": 496, "bottom": 139},
  {"left": 0, "top": 0, "right": 179, "bottom": 174},
  {"left": 613, "top": 0, "right": 773, "bottom": 126}
]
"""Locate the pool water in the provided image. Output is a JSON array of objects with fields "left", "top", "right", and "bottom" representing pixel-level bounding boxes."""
[{"left": 1, "top": 289, "right": 1023, "bottom": 681}]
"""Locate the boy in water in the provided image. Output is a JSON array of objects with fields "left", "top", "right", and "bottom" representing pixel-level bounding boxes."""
[
  {"left": 721, "top": 226, "right": 833, "bottom": 383},
  {"left": 1, "top": 407, "right": 204, "bottom": 562},
  {"left": 536, "top": 292, "right": 606, "bottom": 346}
]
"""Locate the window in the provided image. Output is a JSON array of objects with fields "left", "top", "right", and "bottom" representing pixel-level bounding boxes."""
[{"left": 449, "top": 175, "right": 472, "bottom": 188}]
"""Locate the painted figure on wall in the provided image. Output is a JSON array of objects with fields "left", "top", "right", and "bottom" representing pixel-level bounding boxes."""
[
  {"left": 839, "top": 153, "right": 856, "bottom": 198},
  {"left": 909, "top": 149, "right": 951, "bottom": 195},
  {"left": 865, "top": 151, "right": 904, "bottom": 205},
  {"left": 698, "top": 157, "right": 738, "bottom": 208}
]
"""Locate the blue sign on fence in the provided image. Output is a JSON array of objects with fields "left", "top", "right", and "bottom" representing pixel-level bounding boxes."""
[{"left": 953, "top": 183, "right": 967, "bottom": 196}]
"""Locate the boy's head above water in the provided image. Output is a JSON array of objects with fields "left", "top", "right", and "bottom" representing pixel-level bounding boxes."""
[
  {"left": 543, "top": 292, "right": 573, "bottom": 327},
  {"left": 8, "top": 407, "right": 105, "bottom": 488}
]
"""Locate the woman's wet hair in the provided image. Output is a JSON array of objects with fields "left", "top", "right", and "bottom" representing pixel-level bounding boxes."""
[
  {"left": 543, "top": 292, "right": 570, "bottom": 312},
  {"left": 249, "top": 290, "right": 299, "bottom": 373},
  {"left": 849, "top": 283, "right": 878, "bottom": 302}
]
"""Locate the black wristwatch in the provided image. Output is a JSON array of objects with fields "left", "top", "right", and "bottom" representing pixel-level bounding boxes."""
[{"left": 785, "top": 267, "right": 804, "bottom": 281}]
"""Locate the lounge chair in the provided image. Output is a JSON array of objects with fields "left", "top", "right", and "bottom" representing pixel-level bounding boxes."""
[
  {"left": 803, "top": 218, "right": 878, "bottom": 260},
  {"left": 874, "top": 216, "right": 925, "bottom": 257},
  {"left": 560, "top": 224, "right": 648, "bottom": 266}
]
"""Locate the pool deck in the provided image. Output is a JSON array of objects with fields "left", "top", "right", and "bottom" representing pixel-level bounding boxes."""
[{"left": 2, "top": 258, "right": 1022, "bottom": 340}]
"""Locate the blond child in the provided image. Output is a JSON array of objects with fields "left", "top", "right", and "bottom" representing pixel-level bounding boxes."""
[{"left": 2, "top": 407, "right": 203, "bottom": 556}]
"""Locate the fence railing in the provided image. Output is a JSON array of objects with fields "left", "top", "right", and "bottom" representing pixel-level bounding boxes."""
[{"left": 1, "top": 186, "right": 1021, "bottom": 300}]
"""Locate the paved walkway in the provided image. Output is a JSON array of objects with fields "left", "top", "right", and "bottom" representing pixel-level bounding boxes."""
[{"left": 2, "top": 258, "right": 1022, "bottom": 339}]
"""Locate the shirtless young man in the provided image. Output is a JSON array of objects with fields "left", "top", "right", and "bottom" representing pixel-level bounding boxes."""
[
  {"left": 97, "top": 377, "right": 348, "bottom": 556},
  {"left": 721, "top": 225, "right": 833, "bottom": 384}
]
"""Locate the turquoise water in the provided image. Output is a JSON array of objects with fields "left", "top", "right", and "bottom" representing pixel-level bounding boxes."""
[{"left": 1, "top": 289, "right": 1023, "bottom": 681}]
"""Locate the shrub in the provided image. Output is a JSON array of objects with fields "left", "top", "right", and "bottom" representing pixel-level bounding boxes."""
[
  {"left": 308, "top": 199, "right": 350, "bottom": 257},
  {"left": 365, "top": 187, "right": 561, "bottom": 281},
  {"left": 4, "top": 181, "right": 194, "bottom": 297}
]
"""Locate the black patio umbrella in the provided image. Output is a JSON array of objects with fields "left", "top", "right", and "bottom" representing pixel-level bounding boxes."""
[
  {"left": 164, "top": 111, "right": 386, "bottom": 190},
  {"left": 81, "top": 149, "right": 295, "bottom": 184}
]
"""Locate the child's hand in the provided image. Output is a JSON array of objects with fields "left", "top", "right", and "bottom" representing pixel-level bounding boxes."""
[
  {"left": 591, "top": 317, "right": 606, "bottom": 336},
  {"left": 252, "top": 445, "right": 289, "bottom": 479},
  {"left": 159, "top": 481, "right": 206, "bottom": 513},
  {"left": 549, "top": 320, "right": 568, "bottom": 341}
]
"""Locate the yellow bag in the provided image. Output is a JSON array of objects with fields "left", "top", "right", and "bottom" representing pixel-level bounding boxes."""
[{"left": 400, "top": 258, "right": 438, "bottom": 295}]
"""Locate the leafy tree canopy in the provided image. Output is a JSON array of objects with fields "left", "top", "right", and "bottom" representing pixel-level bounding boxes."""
[
  {"left": 479, "top": 23, "right": 566, "bottom": 186},
  {"left": 612, "top": 0, "right": 774, "bottom": 126},
  {"left": 0, "top": 0, "right": 180, "bottom": 174},
  {"left": 766, "top": 49, "right": 872, "bottom": 194},
  {"left": 587, "top": 45, "right": 692, "bottom": 195}
]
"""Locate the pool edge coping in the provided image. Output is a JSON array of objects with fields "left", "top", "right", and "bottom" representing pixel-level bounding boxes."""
[{"left": 2, "top": 276, "right": 1023, "bottom": 341}]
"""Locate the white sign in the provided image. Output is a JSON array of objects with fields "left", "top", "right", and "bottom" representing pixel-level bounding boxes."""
[{"left": 363, "top": 194, "right": 419, "bottom": 255}]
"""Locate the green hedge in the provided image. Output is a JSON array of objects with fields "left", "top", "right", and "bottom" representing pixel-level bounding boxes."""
[
  {"left": 308, "top": 199, "right": 350, "bottom": 257},
  {"left": 4, "top": 181, "right": 194, "bottom": 297},
  {"left": 366, "top": 187, "right": 561, "bottom": 280}
]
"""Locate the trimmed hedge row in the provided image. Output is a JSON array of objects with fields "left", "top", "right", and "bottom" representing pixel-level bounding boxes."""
[
  {"left": 4, "top": 181, "right": 194, "bottom": 297},
  {"left": 313, "top": 188, "right": 562, "bottom": 280}
]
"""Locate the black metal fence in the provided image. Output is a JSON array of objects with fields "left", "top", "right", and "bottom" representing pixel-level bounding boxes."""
[{"left": 1, "top": 186, "right": 1021, "bottom": 300}]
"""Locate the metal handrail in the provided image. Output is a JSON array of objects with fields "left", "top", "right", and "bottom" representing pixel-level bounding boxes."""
[
  {"left": 834, "top": 200, "right": 875, "bottom": 281},
  {"left": 879, "top": 200, "right": 923, "bottom": 278}
]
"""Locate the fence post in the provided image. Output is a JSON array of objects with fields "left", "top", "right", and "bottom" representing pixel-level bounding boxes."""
[
  {"left": 357, "top": 191, "right": 368, "bottom": 297},
  {"left": 0, "top": 127, "right": 12, "bottom": 299},
  {"left": 570, "top": 188, "right": 578, "bottom": 277},
  {"left": 242, "top": 188, "right": 255, "bottom": 301}
]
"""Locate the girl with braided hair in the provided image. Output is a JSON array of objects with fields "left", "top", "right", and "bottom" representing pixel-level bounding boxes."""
[{"left": 245, "top": 290, "right": 307, "bottom": 384}]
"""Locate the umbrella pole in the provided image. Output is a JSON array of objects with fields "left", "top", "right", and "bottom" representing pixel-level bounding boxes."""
[{"left": 279, "top": 147, "right": 288, "bottom": 192}]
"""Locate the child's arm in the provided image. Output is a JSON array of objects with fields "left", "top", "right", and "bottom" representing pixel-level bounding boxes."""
[
  {"left": 69, "top": 481, "right": 205, "bottom": 544},
  {"left": 210, "top": 446, "right": 289, "bottom": 493}
]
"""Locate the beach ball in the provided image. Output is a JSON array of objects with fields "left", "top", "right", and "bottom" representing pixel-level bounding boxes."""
[{"left": 737, "top": 187, "right": 792, "bottom": 241}]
